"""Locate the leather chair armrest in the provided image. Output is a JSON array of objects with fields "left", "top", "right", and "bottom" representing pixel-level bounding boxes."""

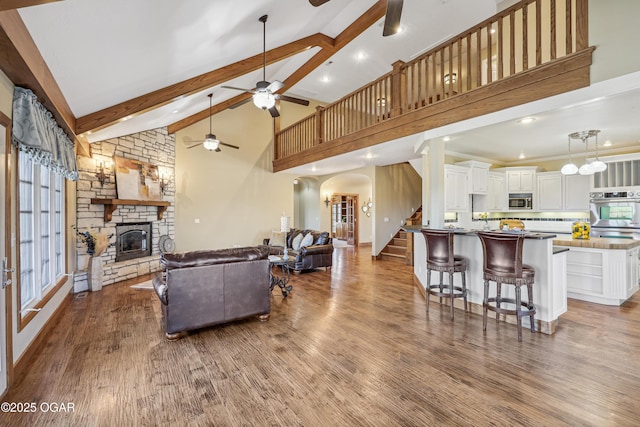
[
  {"left": 152, "top": 273, "right": 168, "bottom": 305},
  {"left": 298, "top": 244, "right": 334, "bottom": 256}
]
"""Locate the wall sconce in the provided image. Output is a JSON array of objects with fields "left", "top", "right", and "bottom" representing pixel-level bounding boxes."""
[
  {"left": 444, "top": 73, "right": 457, "bottom": 84},
  {"left": 159, "top": 173, "right": 168, "bottom": 195},
  {"left": 324, "top": 194, "right": 331, "bottom": 208},
  {"left": 361, "top": 198, "right": 373, "bottom": 217},
  {"left": 95, "top": 160, "right": 109, "bottom": 187}
]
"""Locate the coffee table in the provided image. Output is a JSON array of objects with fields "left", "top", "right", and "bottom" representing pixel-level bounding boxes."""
[{"left": 268, "top": 255, "right": 295, "bottom": 297}]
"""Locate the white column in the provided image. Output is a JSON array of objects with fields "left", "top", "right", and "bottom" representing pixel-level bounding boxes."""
[{"left": 428, "top": 139, "right": 445, "bottom": 228}]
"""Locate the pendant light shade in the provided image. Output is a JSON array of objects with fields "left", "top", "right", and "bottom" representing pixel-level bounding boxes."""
[
  {"left": 560, "top": 162, "right": 578, "bottom": 175},
  {"left": 563, "top": 130, "right": 605, "bottom": 176},
  {"left": 253, "top": 90, "right": 276, "bottom": 110}
]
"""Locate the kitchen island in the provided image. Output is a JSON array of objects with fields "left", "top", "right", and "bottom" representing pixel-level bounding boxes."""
[
  {"left": 405, "top": 227, "right": 565, "bottom": 335},
  {"left": 553, "top": 236, "right": 640, "bottom": 305}
]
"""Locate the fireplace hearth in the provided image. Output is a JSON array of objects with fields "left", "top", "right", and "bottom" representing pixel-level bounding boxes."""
[{"left": 115, "top": 222, "right": 152, "bottom": 262}]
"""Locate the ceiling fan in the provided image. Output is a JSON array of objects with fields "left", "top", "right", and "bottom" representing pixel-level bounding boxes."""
[
  {"left": 310, "top": 0, "right": 404, "bottom": 37},
  {"left": 221, "top": 15, "right": 309, "bottom": 118},
  {"left": 186, "top": 93, "right": 239, "bottom": 152}
]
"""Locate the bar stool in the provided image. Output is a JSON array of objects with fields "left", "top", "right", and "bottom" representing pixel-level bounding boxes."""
[
  {"left": 420, "top": 229, "right": 468, "bottom": 319},
  {"left": 477, "top": 231, "right": 536, "bottom": 342}
]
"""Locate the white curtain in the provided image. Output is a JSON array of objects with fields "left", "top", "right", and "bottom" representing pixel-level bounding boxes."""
[{"left": 11, "top": 86, "right": 78, "bottom": 181}]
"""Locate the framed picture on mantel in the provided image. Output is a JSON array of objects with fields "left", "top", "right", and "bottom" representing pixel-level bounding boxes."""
[{"left": 114, "top": 156, "right": 162, "bottom": 201}]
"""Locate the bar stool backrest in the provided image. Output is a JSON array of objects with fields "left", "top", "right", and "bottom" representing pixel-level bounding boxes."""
[
  {"left": 421, "top": 229, "right": 455, "bottom": 266},
  {"left": 477, "top": 232, "right": 525, "bottom": 277}
]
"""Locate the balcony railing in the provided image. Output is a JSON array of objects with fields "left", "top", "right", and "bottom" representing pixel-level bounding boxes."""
[{"left": 275, "top": 0, "right": 589, "bottom": 164}]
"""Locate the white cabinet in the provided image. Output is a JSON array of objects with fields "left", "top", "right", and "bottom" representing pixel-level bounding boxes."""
[
  {"left": 563, "top": 174, "right": 590, "bottom": 211},
  {"left": 536, "top": 172, "right": 563, "bottom": 211},
  {"left": 455, "top": 161, "right": 491, "bottom": 194},
  {"left": 565, "top": 246, "right": 639, "bottom": 305},
  {"left": 536, "top": 172, "right": 590, "bottom": 211},
  {"left": 487, "top": 172, "right": 506, "bottom": 211},
  {"left": 444, "top": 165, "right": 469, "bottom": 212},
  {"left": 507, "top": 169, "right": 536, "bottom": 192}
]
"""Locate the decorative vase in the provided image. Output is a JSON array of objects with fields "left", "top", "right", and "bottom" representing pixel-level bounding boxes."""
[
  {"left": 282, "top": 247, "right": 289, "bottom": 261},
  {"left": 87, "top": 256, "right": 104, "bottom": 292}
]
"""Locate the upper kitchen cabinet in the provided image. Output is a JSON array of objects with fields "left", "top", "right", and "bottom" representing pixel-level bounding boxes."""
[
  {"left": 591, "top": 154, "right": 640, "bottom": 191},
  {"left": 455, "top": 161, "right": 491, "bottom": 194},
  {"left": 536, "top": 172, "right": 590, "bottom": 211},
  {"left": 444, "top": 164, "right": 470, "bottom": 212},
  {"left": 506, "top": 167, "right": 538, "bottom": 192}
]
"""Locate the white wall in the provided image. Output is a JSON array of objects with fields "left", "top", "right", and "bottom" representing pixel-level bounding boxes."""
[{"left": 174, "top": 101, "right": 316, "bottom": 250}]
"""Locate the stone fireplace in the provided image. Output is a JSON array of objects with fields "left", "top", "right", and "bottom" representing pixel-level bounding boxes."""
[
  {"left": 74, "top": 127, "right": 175, "bottom": 292},
  {"left": 115, "top": 222, "right": 152, "bottom": 262}
]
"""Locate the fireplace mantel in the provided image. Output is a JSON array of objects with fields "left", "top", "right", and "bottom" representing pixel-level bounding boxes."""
[{"left": 91, "top": 198, "right": 170, "bottom": 222}]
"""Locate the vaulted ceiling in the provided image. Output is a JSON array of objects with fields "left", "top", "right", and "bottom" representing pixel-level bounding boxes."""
[{"left": 12, "top": 0, "right": 497, "bottom": 143}]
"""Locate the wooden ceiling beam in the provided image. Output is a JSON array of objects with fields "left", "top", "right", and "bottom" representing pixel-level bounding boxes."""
[
  {"left": 0, "top": 0, "right": 63, "bottom": 12},
  {"left": 168, "top": 0, "right": 386, "bottom": 135},
  {"left": 0, "top": 9, "right": 87, "bottom": 154},
  {"left": 76, "top": 32, "right": 335, "bottom": 135}
]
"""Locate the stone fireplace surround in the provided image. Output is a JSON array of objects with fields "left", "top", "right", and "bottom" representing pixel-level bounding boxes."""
[{"left": 74, "top": 127, "right": 175, "bottom": 293}]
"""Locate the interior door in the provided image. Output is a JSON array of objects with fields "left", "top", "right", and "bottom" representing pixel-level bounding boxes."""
[
  {"left": 0, "top": 118, "right": 10, "bottom": 395},
  {"left": 346, "top": 195, "right": 357, "bottom": 246}
]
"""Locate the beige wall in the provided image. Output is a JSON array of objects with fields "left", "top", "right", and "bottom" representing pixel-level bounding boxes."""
[
  {"left": 174, "top": 101, "right": 318, "bottom": 251},
  {"left": 589, "top": 0, "right": 640, "bottom": 84},
  {"left": 373, "top": 163, "right": 422, "bottom": 254}
]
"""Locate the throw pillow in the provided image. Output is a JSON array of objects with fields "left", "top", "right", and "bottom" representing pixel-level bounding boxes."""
[
  {"left": 300, "top": 232, "right": 314, "bottom": 248},
  {"left": 291, "top": 232, "right": 304, "bottom": 250},
  {"left": 268, "top": 230, "right": 286, "bottom": 247}
]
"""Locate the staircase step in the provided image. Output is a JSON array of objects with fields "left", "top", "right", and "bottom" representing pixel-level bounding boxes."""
[
  {"left": 379, "top": 252, "right": 406, "bottom": 263},
  {"left": 392, "top": 237, "right": 407, "bottom": 246},
  {"left": 385, "top": 245, "right": 407, "bottom": 255},
  {"left": 397, "top": 231, "right": 407, "bottom": 239}
]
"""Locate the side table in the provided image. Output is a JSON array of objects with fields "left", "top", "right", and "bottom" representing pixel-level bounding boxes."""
[{"left": 268, "top": 255, "right": 295, "bottom": 297}]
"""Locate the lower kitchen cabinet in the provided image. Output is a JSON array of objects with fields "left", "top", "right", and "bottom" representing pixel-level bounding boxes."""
[{"left": 565, "top": 246, "right": 639, "bottom": 305}]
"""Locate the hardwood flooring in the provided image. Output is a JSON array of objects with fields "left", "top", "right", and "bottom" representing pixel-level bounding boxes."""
[{"left": 1, "top": 246, "right": 640, "bottom": 426}]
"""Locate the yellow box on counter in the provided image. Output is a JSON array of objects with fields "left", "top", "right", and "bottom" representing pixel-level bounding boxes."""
[{"left": 572, "top": 221, "right": 590, "bottom": 239}]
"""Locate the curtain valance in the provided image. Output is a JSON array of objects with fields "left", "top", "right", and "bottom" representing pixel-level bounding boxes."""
[{"left": 11, "top": 86, "right": 79, "bottom": 181}]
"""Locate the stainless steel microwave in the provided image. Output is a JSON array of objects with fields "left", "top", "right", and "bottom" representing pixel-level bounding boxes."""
[{"left": 508, "top": 193, "right": 533, "bottom": 209}]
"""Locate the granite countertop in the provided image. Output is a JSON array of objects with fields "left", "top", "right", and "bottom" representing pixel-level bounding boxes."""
[
  {"left": 553, "top": 235, "right": 640, "bottom": 250},
  {"left": 402, "top": 226, "right": 556, "bottom": 240}
]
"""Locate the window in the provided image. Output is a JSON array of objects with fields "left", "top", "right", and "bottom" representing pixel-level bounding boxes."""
[{"left": 18, "top": 151, "right": 66, "bottom": 313}]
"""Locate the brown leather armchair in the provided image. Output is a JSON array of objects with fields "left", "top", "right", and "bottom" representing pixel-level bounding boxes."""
[{"left": 153, "top": 246, "right": 271, "bottom": 340}]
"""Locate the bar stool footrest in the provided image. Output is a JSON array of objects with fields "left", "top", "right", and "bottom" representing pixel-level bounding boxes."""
[{"left": 485, "top": 297, "right": 536, "bottom": 318}]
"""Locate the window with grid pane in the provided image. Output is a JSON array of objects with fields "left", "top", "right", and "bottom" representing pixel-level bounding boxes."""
[{"left": 18, "top": 151, "right": 66, "bottom": 311}]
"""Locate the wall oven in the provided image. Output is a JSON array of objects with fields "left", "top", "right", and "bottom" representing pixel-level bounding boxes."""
[
  {"left": 508, "top": 193, "right": 533, "bottom": 210},
  {"left": 589, "top": 191, "right": 640, "bottom": 239}
]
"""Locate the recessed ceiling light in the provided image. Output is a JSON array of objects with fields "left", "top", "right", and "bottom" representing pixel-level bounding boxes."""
[
  {"left": 321, "top": 75, "right": 330, "bottom": 83},
  {"left": 395, "top": 26, "right": 404, "bottom": 34},
  {"left": 519, "top": 117, "right": 536, "bottom": 124},
  {"left": 172, "top": 109, "right": 179, "bottom": 114},
  {"left": 311, "top": 165, "right": 317, "bottom": 172},
  {"left": 603, "top": 140, "right": 612, "bottom": 147},
  {"left": 443, "top": 136, "right": 451, "bottom": 142},
  {"left": 355, "top": 51, "right": 366, "bottom": 61},
  {"left": 365, "top": 153, "right": 374, "bottom": 159},
  {"left": 518, "top": 152, "right": 526, "bottom": 159}
]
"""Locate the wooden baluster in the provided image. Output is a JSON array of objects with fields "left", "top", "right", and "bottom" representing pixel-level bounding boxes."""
[
  {"left": 510, "top": 10, "right": 516, "bottom": 75},
  {"left": 535, "top": 0, "right": 542, "bottom": 66},
  {"left": 390, "top": 60, "right": 404, "bottom": 118},
  {"left": 487, "top": 24, "right": 492, "bottom": 84},
  {"left": 575, "top": 0, "right": 588, "bottom": 51},
  {"left": 497, "top": 18, "right": 504, "bottom": 79},
  {"left": 457, "top": 39, "right": 462, "bottom": 94},
  {"left": 522, "top": 3, "right": 528, "bottom": 71},
  {"left": 476, "top": 29, "right": 482, "bottom": 88},
  {"left": 550, "top": 0, "right": 557, "bottom": 60},
  {"left": 565, "top": 0, "right": 572, "bottom": 55},
  {"left": 466, "top": 36, "right": 471, "bottom": 91}
]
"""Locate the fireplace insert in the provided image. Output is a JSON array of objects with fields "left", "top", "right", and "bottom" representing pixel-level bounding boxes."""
[{"left": 115, "top": 222, "right": 152, "bottom": 262}]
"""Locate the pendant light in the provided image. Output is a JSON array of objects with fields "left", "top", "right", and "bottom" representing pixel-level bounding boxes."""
[
  {"left": 590, "top": 132, "right": 607, "bottom": 173},
  {"left": 560, "top": 136, "right": 578, "bottom": 175},
  {"left": 203, "top": 93, "right": 220, "bottom": 151}
]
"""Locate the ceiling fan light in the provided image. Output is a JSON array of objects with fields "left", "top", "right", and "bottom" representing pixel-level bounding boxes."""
[
  {"left": 560, "top": 162, "right": 578, "bottom": 175},
  {"left": 253, "top": 91, "right": 275, "bottom": 110},
  {"left": 203, "top": 136, "right": 220, "bottom": 151},
  {"left": 590, "top": 160, "right": 607, "bottom": 173}
]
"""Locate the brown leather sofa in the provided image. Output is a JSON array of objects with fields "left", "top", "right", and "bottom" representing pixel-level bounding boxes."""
[
  {"left": 152, "top": 246, "right": 271, "bottom": 340},
  {"left": 264, "top": 228, "right": 333, "bottom": 271}
]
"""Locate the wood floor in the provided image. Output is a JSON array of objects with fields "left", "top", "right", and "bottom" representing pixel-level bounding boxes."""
[{"left": 2, "top": 246, "right": 640, "bottom": 426}]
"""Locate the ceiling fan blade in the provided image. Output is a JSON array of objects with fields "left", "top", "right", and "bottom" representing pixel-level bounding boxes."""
[
  {"left": 268, "top": 106, "right": 280, "bottom": 118},
  {"left": 267, "top": 80, "right": 285, "bottom": 93},
  {"left": 186, "top": 143, "right": 203, "bottom": 149},
  {"left": 215, "top": 147, "right": 222, "bottom": 152},
  {"left": 219, "top": 141, "right": 240, "bottom": 150},
  {"left": 229, "top": 98, "right": 253, "bottom": 109},
  {"left": 277, "top": 95, "right": 310, "bottom": 106},
  {"left": 221, "top": 85, "right": 254, "bottom": 93},
  {"left": 309, "top": 0, "right": 330, "bottom": 6},
  {"left": 382, "top": 0, "right": 404, "bottom": 37}
]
